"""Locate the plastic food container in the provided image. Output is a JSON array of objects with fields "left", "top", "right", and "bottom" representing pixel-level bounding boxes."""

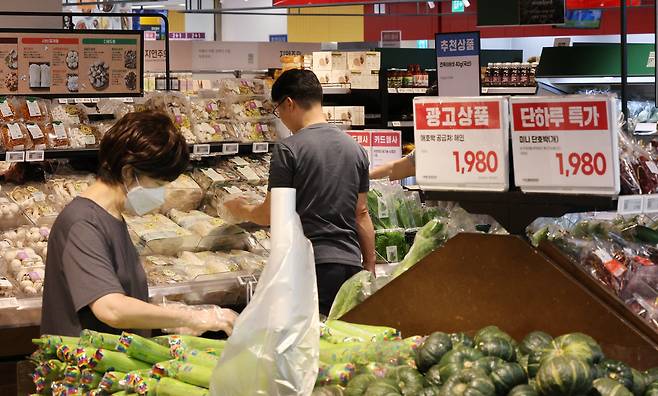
[
  {"left": 2, "top": 122, "right": 33, "bottom": 151},
  {"left": 25, "top": 122, "right": 47, "bottom": 150},
  {"left": 17, "top": 98, "right": 50, "bottom": 123},
  {"left": 45, "top": 121, "right": 71, "bottom": 149}
]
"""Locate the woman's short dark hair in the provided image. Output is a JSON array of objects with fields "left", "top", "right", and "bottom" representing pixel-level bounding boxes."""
[
  {"left": 271, "top": 69, "right": 323, "bottom": 109},
  {"left": 98, "top": 110, "right": 189, "bottom": 185}
]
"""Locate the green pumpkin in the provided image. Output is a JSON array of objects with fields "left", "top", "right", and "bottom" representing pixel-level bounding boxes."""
[
  {"left": 364, "top": 379, "right": 401, "bottom": 396},
  {"left": 507, "top": 384, "right": 539, "bottom": 396},
  {"left": 646, "top": 368, "right": 658, "bottom": 384},
  {"left": 440, "top": 368, "right": 496, "bottom": 396},
  {"left": 535, "top": 355, "right": 593, "bottom": 396},
  {"left": 590, "top": 378, "right": 633, "bottom": 396},
  {"left": 630, "top": 368, "right": 647, "bottom": 396},
  {"left": 520, "top": 332, "right": 553, "bottom": 356},
  {"left": 476, "top": 338, "right": 517, "bottom": 362},
  {"left": 490, "top": 362, "right": 527, "bottom": 395},
  {"left": 438, "top": 346, "right": 485, "bottom": 380},
  {"left": 415, "top": 332, "right": 453, "bottom": 372},
  {"left": 425, "top": 365, "right": 443, "bottom": 387},
  {"left": 357, "top": 362, "right": 392, "bottom": 378},
  {"left": 526, "top": 350, "right": 543, "bottom": 378},
  {"left": 475, "top": 326, "right": 517, "bottom": 346},
  {"left": 554, "top": 333, "right": 604, "bottom": 364},
  {"left": 473, "top": 357, "right": 505, "bottom": 375},
  {"left": 385, "top": 366, "right": 425, "bottom": 396},
  {"left": 450, "top": 333, "right": 475, "bottom": 349},
  {"left": 645, "top": 382, "right": 658, "bottom": 396},
  {"left": 517, "top": 354, "right": 529, "bottom": 377},
  {"left": 418, "top": 386, "right": 441, "bottom": 396},
  {"left": 598, "top": 360, "right": 634, "bottom": 390},
  {"left": 346, "top": 373, "right": 377, "bottom": 396},
  {"left": 313, "top": 386, "right": 346, "bottom": 396}
]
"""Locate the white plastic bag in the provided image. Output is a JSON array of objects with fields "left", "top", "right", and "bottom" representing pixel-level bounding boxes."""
[{"left": 211, "top": 188, "right": 319, "bottom": 396}]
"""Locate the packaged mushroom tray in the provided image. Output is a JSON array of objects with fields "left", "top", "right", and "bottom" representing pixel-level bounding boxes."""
[
  {"left": 140, "top": 92, "right": 195, "bottom": 144},
  {"left": 125, "top": 213, "right": 198, "bottom": 256},
  {"left": 0, "top": 225, "right": 49, "bottom": 297},
  {"left": 206, "top": 183, "right": 267, "bottom": 221},
  {"left": 167, "top": 208, "right": 246, "bottom": 251},
  {"left": 217, "top": 78, "right": 268, "bottom": 97},
  {"left": 8, "top": 185, "right": 60, "bottom": 226}
]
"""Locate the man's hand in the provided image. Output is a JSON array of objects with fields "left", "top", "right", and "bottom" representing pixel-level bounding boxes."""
[{"left": 363, "top": 260, "right": 376, "bottom": 277}]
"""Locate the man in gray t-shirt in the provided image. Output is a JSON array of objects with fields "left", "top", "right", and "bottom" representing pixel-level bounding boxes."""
[{"left": 225, "top": 69, "right": 376, "bottom": 315}]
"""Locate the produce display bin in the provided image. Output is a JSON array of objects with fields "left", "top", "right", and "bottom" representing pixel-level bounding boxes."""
[{"left": 342, "top": 233, "right": 658, "bottom": 369}]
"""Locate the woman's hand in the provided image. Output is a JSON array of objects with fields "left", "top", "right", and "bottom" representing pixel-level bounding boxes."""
[{"left": 191, "top": 306, "right": 239, "bottom": 335}]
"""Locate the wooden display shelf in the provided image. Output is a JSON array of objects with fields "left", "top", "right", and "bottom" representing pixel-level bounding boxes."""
[{"left": 342, "top": 233, "right": 658, "bottom": 368}]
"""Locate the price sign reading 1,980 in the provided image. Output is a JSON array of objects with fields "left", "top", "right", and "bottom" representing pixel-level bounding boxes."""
[
  {"left": 510, "top": 95, "right": 620, "bottom": 195},
  {"left": 413, "top": 96, "right": 510, "bottom": 191}
]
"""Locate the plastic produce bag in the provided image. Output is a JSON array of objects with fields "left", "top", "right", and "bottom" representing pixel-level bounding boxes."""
[{"left": 211, "top": 188, "right": 319, "bottom": 396}]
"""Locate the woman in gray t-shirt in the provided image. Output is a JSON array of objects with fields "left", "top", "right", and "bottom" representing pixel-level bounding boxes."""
[{"left": 41, "top": 111, "right": 237, "bottom": 336}]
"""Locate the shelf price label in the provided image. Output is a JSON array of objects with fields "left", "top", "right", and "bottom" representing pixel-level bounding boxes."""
[
  {"left": 413, "top": 96, "right": 510, "bottom": 191},
  {"left": 222, "top": 143, "right": 240, "bottom": 155},
  {"left": 5, "top": 151, "right": 25, "bottom": 163},
  {"left": 252, "top": 142, "right": 269, "bottom": 153},
  {"left": 192, "top": 144, "right": 211, "bottom": 156},
  {"left": 25, "top": 150, "right": 45, "bottom": 162},
  {"left": 510, "top": 95, "right": 620, "bottom": 195}
]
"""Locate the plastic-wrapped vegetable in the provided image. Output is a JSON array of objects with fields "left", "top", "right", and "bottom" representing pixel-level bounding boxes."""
[
  {"left": 32, "top": 359, "right": 67, "bottom": 393},
  {"left": 116, "top": 332, "right": 172, "bottom": 364},
  {"left": 375, "top": 228, "right": 409, "bottom": 263},
  {"left": 99, "top": 371, "right": 126, "bottom": 393},
  {"left": 367, "top": 188, "right": 396, "bottom": 230},
  {"left": 319, "top": 337, "right": 423, "bottom": 366},
  {"left": 155, "top": 377, "right": 209, "bottom": 396},
  {"left": 90, "top": 349, "right": 151, "bottom": 373},
  {"left": 391, "top": 218, "right": 448, "bottom": 278},
  {"left": 79, "top": 330, "right": 120, "bottom": 351},
  {"left": 328, "top": 271, "right": 375, "bottom": 320}
]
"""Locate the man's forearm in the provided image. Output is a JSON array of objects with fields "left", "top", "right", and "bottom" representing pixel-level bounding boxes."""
[{"left": 356, "top": 213, "right": 376, "bottom": 272}]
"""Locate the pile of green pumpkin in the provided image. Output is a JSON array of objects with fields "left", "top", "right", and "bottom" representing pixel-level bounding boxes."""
[{"left": 313, "top": 326, "right": 658, "bottom": 396}]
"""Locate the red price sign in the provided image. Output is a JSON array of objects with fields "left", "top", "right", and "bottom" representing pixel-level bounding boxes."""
[
  {"left": 510, "top": 95, "right": 619, "bottom": 195},
  {"left": 414, "top": 97, "right": 510, "bottom": 191},
  {"left": 346, "top": 131, "right": 372, "bottom": 169}
]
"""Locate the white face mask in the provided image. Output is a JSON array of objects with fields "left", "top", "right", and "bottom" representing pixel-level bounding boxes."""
[{"left": 124, "top": 175, "right": 166, "bottom": 216}]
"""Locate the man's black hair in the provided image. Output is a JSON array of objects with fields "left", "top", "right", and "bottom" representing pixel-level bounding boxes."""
[{"left": 271, "top": 69, "right": 323, "bottom": 109}]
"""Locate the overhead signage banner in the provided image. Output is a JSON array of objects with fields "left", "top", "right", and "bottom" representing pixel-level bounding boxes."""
[
  {"left": 435, "top": 31, "right": 481, "bottom": 97},
  {"left": 0, "top": 29, "right": 143, "bottom": 97}
]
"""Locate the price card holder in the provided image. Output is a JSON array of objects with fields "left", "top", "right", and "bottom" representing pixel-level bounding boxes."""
[
  {"left": 192, "top": 144, "right": 211, "bottom": 156},
  {"left": 25, "top": 150, "right": 44, "bottom": 162},
  {"left": 388, "top": 88, "right": 397, "bottom": 94},
  {"left": 413, "top": 88, "right": 427, "bottom": 94},
  {"left": 643, "top": 194, "right": 658, "bottom": 213},
  {"left": 252, "top": 142, "right": 269, "bottom": 153},
  {"left": 618, "top": 195, "right": 644, "bottom": 215},
  {"left": 398, "top": 88, "right": 414, "bottom": 93},
  {"left": 391, "top": 121, "right": 401, "bottom": 127},
  {"left": 413, "top": 96, "right": 510, "bottom": 191},
  {"left": 222, "top": 143, "right": 240, "bottom": 155},
  {"left": 510, "top": 95, "right": 620, "bottom": 195},
  {"left": 5, "top": 151, "right": 24, "bottom": 163}
]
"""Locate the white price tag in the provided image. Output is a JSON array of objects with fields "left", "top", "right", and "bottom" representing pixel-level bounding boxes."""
[
  {"left": 26, "top": 100, "right": 41, "bottom": 117},
  {"left": 481, "top": 87, "right": 489, "bottom": 94},
  {"left": 230, "top": 156, "right": 250, "bottom": 166},
  {"left": 5, "top": 151, "right": 24, "bottom": 163},
  {"left": 84, "top": 135, "right": 96, "bottom": 145},
  {"left": 192, "top": 144, "right": 211, "bottom": 156},
  {"left": 510, "top": 95, "right": 619, "bottom": 195},
  {"left": 124, "top": 98, "right": 134, "bottom": 103},
  {"left": 643, "top": 194, "right": 658, "bottom": 213},
  {"left": 0, "top": 277, "right": 12, "bottom": 288},
  {"left": 413, "top": 88, "right": 426, "bottom": 94},
  {"left": 91, "top": 98, "right": 100, "bottom": 103},
  {"left": 0, "top": 101, "right": 12, "bottom": 118},
  {"left": 386, "top": 245, "right": 399, "bottom": 262},
  {"left": 647, "top": 161, "right": 658, "bottom": 175},
  {"left": 74, "top": 98, "right": 86, "bottom": 104},
  {"left": 201, "top": 168, "right": 225, "bottom": 182},
  {"left": 222, "top": 143, "right": 239, "bottom": 155},
  {"left": 618, "top": 195, "right": 643, "bottom": 215},
  {"left": 25, "top": 150, "right": 44, "bottom": 162},
  {"left": 391, "top": 121, "right": 401, "bottom": 127},
  {"left": 388, "top": 88, "right": 397, "bottom": 94},
  {"left": 8, "top": 123, "right": 22, "bottom": 140},
  {"left": 58, "top": 99, "right": 68, "bottom": 104},
  {"left": 252, "top": 142, "right": 269, "bottom": 153},
  {"left": 414, "top": 96, "right": 510, "bottom": 191},
  {"left": 398, "top": 88, "right": 414, "bottom": 93},
  {"left": 648, "top": 51, "right": 655, "bottom": 68},
  {"left": 26, "top": 124, "right": 44, "bottom": 139},
  {"left": 53, "top": 123, "right": 67, "bottom": 139}
]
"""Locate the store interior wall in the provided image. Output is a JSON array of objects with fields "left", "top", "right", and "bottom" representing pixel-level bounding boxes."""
[
  {"left": 221, "top": 0, "right": 287, "bottom": 42},
  {"left": 1, "top": 0, "right": 61, "bottom": 28}
]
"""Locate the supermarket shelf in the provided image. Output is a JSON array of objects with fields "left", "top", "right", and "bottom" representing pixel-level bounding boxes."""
[
  {"left": 422, "top": 189, "right": 617, "bottom": 235},
  {"left": 481, "top": 86, "right": 537, "bottom": 95},
  {"left": 2, "top": 143, "right": 274, "bottom": 162},
  {"left": 387, "top": 120, "right": 414, "bottom": 128},
  {"left": 322, "top": 86, "right": 351, "bottom": 95},
  {"left": 537, "top": 76, "right": 655, "bottom": 85},
  {"left": 387, "top": 87, "right": 428, "bottom": 94}
]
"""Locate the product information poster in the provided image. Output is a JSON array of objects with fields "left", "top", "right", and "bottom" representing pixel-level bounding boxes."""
[
  {"left": 414, "top": 96, "right": 510, "bottom": 191},
  {"left": 510, "top": 95, "right": 620, "bottom": 195},
  {"left": 370, "top": 130, "right": 402, "bottom": 170},
  {"left": 435, "top": 32, "right": 481, "bottom": 97},
  {"left": 0, "top": 30, "right": 143, "bottom": 97},
  {"left": 346, "top": 130, "right": 372, "bottom": 169}
]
